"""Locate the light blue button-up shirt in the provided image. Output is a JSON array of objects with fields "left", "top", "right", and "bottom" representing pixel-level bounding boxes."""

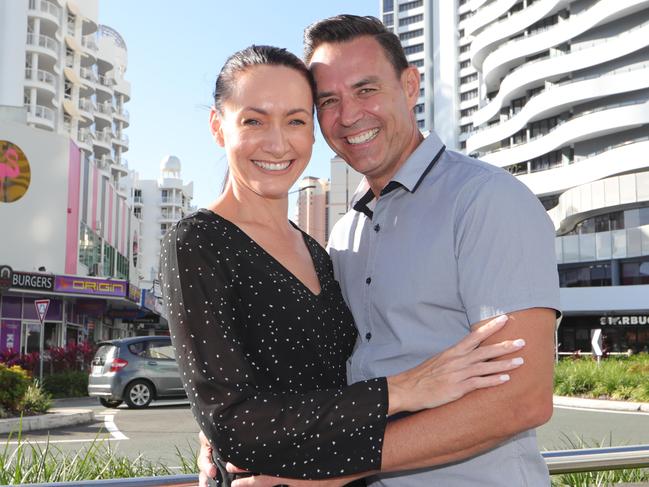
[{"left": 328, "top": 132, "right": 560, "bottom": 486}]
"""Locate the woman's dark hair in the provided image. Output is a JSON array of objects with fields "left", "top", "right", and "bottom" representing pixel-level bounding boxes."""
[
  {"left": 303, "top": 15, "right": 409, "bottom": 77},
  {"left": 213, "top": 45, "right": 316, "bottom": 113}
]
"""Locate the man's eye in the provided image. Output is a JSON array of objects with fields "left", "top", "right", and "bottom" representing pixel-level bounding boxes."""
[
  {"left": 319, "top": 98, "right": 336, "bottom": 108},
  {"left": 359, "top": 87, "right": 376, "bottom": 95}
]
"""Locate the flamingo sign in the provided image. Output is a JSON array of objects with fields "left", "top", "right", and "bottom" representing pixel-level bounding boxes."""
[{"left": 0, "top": 141, "right": 31, "bottom": 203}]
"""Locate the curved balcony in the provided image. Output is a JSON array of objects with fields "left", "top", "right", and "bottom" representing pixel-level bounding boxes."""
[
  {"left": 79, "top": 66, "right": 98, "bottom": 86},
  {"left": 474, "top": 19, "right": 649, "bottom": 126},
  {"left": 549, "top": 171, "right": 649, "bottom": 234},
  {"left": 111, "top": 159, "right": 129, "bottom": 177},
  {"left": 556, "top": 223, "right": 649, "bottom": 264},
  {"left": 28, "top": 0, "right": 60, "bottom": 25},
  {"left": 481, "top": 99, "right": 649, "bottom": 167},
  {"left": 517, "top": 137, "right": 649, "bottom": 197},
  {"left": 94, "top": 101, "right": 113, "bottom": 122},
  {"left": 468, "top": 0, "right": 491, "bottom": 11},
  {"left": 24, "top": 67, "right": 57, "bottom": 96},
  {"left": 469, "top": 0, "right": 569, "bottom": 71},
  {"left": 113, "top": 79, "right": 131, "bottom": 102},
  {"left": 113, "top": 134, "right": 129, "bottom": 149},
  {"left": 78, "top": 97, "right": 95, "bottom": 121},
  {"left": 467, "top": 64, "right": 649, "bottom": 153},
  {"left": 25, "top": 104, "right": 55, "bottom": 130},
  {"left": 93, "top": 130, "right": 113, "bottom": 152},
  {"left": 26, "top": 33, "right": 59, "bottom": 60},
  {"left": 96, "top": 74, "right": 115, "bottom": 94},
  {"left": 76, "top": 128, "right": 94, "bottom": 151},
  {"left": 114, "top": 108, "right": 130, "bottom": 126},
  {"left": 464, "top": 0, "right": 518, "bottom": 37},
  {"left": 481, "top": 0, "right": 649, "bottom": 90}
]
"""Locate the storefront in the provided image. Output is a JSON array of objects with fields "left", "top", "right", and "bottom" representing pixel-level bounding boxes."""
[
  {"left": 0, "top": 266, "right": 156, "bottom": 354},
  {"left": 558, "top": 314, "right": 649, "bottom": 354}
]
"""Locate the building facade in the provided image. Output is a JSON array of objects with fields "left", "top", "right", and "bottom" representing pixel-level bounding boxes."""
[
  {"left": 296, "top": 176, "right": 329, "bottom": 247},
  {"left": 328, "top": 156, "right": 365, "bottom": 239},
  {"left": 0, "top": 0, "right": 154, "bottom": 354},
  {"left": 134, "top": 156, "right": 194, "bottom": 292},
  {"left": 386, "top": 0, "right": 649, "bottom": 353}
]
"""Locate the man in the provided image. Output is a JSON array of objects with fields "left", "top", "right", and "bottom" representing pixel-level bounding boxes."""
[{"left": 200, "top": 15, "right": 559, "bottom": 486}]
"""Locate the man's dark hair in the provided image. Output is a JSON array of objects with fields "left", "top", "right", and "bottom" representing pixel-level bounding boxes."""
[
  {"left": 303, "top": 15, "right": 409, "bottom": 76},
  {"left": 213, "top": 45, "right": 316, "bottom": 113}
]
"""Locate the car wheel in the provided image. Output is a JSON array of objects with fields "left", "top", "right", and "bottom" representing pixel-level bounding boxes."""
[
  {"left": 124, "top": 380, "right": 154, "bottom": 409},
  {"left": 99, "top": 398, "right": 122, "bottom": 408}
]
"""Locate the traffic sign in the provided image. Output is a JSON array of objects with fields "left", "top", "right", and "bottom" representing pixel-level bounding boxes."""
[
  {"left": 591, "top": 328, "right": 603, "bottom": 357},
  {"left": 34, "top": 299, "right": 50, "bottom": 325}
]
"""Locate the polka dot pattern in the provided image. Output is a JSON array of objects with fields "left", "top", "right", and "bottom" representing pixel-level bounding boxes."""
[{"left": 160, "top": 209, "right": 388, "bottom": 481}]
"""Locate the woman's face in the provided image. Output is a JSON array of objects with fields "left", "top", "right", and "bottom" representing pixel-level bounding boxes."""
[{"left": 211, "top": 65, "right": 315, "bottom": 200}]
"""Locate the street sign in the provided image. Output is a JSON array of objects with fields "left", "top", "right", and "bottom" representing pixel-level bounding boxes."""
[
  {"left": 34, "top": 299, "right": 50, "bottom": 325},
  {"left": 591, "top": 328, "right": 603, "bottom": 357}
]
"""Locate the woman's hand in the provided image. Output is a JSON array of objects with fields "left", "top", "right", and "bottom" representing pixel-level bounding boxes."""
[{"left": 387, "top": 314, "right": 525, "bottom": 414}]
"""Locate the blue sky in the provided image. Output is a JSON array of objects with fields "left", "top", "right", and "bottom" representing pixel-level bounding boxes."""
[{"left": 100, "top": 1, "right": 378, "bottom": 210}]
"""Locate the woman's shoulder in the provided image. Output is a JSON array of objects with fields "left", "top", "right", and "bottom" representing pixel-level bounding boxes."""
[{"left": 163, "top": 209, "right": 239, "bottom": 249}]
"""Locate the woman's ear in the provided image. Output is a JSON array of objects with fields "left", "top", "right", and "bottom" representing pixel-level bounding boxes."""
[{"left": 209, "top": 108, "right": 225, "bottom": 147}]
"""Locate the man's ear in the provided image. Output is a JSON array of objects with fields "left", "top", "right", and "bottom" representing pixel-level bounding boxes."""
[
  {"left": 401, "top": 66, "right": 421, "bottom": 109},
  {"left": 209, "top": 108, "right": 225, "bottom": 147}
]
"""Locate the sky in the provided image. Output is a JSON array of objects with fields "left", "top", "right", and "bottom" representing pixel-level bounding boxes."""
[{"left": 100, "top": 0, "right": 378, "bottom": 211}]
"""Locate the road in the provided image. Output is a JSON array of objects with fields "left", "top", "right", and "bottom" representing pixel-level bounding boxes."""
[{"left": 2, "top": 398, "right": 649, "bottom": 470}]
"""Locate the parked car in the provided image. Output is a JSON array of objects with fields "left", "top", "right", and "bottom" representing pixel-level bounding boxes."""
[{"left": 88, "top": 336, "right": 186, "bottom": 408}]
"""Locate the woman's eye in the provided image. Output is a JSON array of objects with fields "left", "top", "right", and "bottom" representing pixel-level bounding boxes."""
[
  {"left": 243, "top": 119, "right": 261, "bottom": 126},
  {"left": 289, "top": 119, "right": 306, "bottom": 126}
]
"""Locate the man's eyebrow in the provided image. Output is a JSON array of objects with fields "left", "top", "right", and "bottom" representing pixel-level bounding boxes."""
[{"left": 316, "top": 77, "right": 381, "bottom": 100}]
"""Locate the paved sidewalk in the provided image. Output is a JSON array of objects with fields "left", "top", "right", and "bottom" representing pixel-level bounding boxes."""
[
  {"left": 0, "top": 407, "right": 94, "bottom": 434},
  {"left": 554, "top": 395, "right": 649, "bottom": 413}
]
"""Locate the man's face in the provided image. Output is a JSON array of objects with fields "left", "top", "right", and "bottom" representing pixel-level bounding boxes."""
[{"left": 309, "top": 36, "right": 421, "bottom": 191}]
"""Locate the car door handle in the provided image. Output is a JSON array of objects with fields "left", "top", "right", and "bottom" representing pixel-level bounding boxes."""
[{"left": 147, "top": 361, "right": 158, "bottom": 365}]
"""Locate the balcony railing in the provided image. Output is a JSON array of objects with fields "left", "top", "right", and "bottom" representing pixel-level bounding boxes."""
[
  {"left": 98, "top": 74, "right": 115, "bottom": 88},
  {"left": 28, "top": 0, "right": 60, "bottom": 18},
  {"left": 26, "top": 33, "right": 59, "bottom": 53},
  {"left": 80, "top": 67, "right": 98, "bottom": 83},
  {"left": 25, "top": 67, "right": 56, "bottom": 88},
  {"left": 115, "top": 108, "right": 130, "bottom": 121},
  {"left": 96, "top": 102, "right": 114, "bottom": 116},
  {"left": 82, "top": 35, "right": 98, "bottom": 51},
  {"left": 77, "top": 128, "right": 94, "bottom": 145},
  {"left": 25, "top": 104, "right": 55, "bottom": 123},
  {"left": 78, "top": 97, "right": 95, "bottom": 113},
  {"left": 113, "top": 134, "right": 129, "bottom": 146},
  {"left": 94, "top": 130, "right": 114, "bottom": 145}
]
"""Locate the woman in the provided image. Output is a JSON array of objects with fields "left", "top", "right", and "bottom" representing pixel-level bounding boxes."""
[{"left": 159, "top": 45, "right": 525, "bottom": 487}]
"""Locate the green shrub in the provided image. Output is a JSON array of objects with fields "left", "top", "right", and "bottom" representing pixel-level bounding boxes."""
[
  {"left": 554, "top": 354, "right": 649, "bottom": 401},
  {"left": 42, "top": 371, "right": 88, "bottom": 398},
  {"left": 19, "top": 382, "right": 52, "bottom": 415},
  {"left": 0, "top": 364, "right": 31, "bottom": 412}
]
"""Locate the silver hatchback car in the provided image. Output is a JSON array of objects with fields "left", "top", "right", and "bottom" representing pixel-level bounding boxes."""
[{"left": 88, "top": 336, "right": 186, "bottom": 408}]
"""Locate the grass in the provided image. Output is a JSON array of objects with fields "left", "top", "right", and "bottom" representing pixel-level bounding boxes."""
[
  {"left": 0, "top": 425, "right": 198, "bottom": 484},
  {"left": 554, "top": 353, "right": 649, "bottom": 402}
]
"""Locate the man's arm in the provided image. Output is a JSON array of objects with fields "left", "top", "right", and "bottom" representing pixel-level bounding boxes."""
[{"left": 380, "top": 307, "right": 555, "bottom": 471}]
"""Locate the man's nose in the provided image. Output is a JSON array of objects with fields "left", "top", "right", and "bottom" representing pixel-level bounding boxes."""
[{"left": 339, "top": 96, "right": 363, "bottom": 128}]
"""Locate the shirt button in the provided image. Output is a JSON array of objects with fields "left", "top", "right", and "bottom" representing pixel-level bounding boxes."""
[
  {"left": 365, "top": 332, "right": 372, "bottom": 341},
  {"left": 374, "top": 224, "right": 381, "bottom": 232},
  {"left": 366, "top": 277, "right": 372, "bottom": 284}
]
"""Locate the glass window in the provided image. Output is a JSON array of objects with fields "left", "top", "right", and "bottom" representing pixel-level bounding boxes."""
[
  {"left": 147, "top": 341, "right": 175, "bottom": 360},
  {"left": 399, "top": 0, "right": 423, "bottom": 11},
  {"left": 382, "top": 13, "right": 393, "bottom": 27},
  {"left": 383, "top": 0, "right": 394, "bottom": 11}
]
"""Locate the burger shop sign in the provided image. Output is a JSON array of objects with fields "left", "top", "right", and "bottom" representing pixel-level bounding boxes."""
[{"left": 600, "top": 315, "right": 649, "bottom": 326}]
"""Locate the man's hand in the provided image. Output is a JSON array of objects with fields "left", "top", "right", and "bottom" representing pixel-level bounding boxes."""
[
  {"left": 198, "top": 430, "right": 218, "bottom": 487},
  {"left": 228, "top": 463, "right": 354, "bottom": 487}
]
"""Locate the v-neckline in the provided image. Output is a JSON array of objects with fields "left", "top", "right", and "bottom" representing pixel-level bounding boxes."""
[{"left": 201, "top": 209, "right": 323, "bottom": 298}]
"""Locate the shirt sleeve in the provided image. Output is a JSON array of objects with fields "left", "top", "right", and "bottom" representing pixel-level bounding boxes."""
[
  {"left": 454, "top": 171, "right": 561, "bottom": 325},
  {"left": 159, "top": 218, "right": 388, "bottom": 479}
]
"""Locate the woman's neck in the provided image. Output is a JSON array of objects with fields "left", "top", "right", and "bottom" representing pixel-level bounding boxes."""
[{"left": 208, "top": 180, "right": 293, "bottom": 236}]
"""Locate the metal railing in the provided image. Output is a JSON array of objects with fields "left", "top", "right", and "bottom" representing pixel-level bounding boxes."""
[
  {"left": 26, "top": 33, "right": 59, "bottom": 53},
  {"left": 13, "top": 444, "right": 649, "bottom": 486},
  {"left": 28, "top": 0, "right": 60, "bottom": 18},
  {"left": 25, "top": 67, "right": 56, "bottom": 87},
  {"left": 25, "top": 103, "right": 55, "bottom": 123}
]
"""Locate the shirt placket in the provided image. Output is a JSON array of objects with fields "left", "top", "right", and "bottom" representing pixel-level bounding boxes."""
[{"left": 358, "top": 193, "right": 391, "bottom": 379}]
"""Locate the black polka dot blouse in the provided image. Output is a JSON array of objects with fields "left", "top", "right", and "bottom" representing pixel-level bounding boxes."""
[{"left": 160, "top": 209, "right": 388, "bottom": 482}]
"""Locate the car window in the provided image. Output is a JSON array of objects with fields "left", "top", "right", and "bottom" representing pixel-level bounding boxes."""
[
  {"left": 147, "top": 341, "right": 175, "bottom": 360},
  {"left": 92, "top": 345, "right": 117, "bottom": 365},
  {"left": 128, "top": 342, "right": 147, "bottom": 357}
]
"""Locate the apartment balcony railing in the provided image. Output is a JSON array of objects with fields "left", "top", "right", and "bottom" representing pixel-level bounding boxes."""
[
  {"left": 26, "top": 33, "right": 59, "bottom": 53},
  {"left": 25, "top": 104, "right": 55, "bottom": 123},
  {"left": 98, "top": 74, "right": 116, "bottom": 88},
  {"left": 96, "top": 102, "right": 114, "bottom": 116},
  {"left": 113, "top": 134, "right": 129, "bottom": 146},
  {"left": 80, "top": 66, "right": 98, "bottom": 83},
  {"left": 97, "top": 155, "right": 114, "bottom": 169},
  {"left": 94, "top": 130, "right": 114, "bottom": 145},
  {"left": 24, "top": 67, "right": 56, "bottom": 88},
  {"left": 28, "top": 0, "right": 60, "bottom": 19},
  {"left": 77, "top": 128, "right": 94, "bottom": 145},
  {"left": 78, "top": 97, "right": 95, "bottom": 113},
  {"left": 82, "top": 35, "right": 98, "bottom": 51},
  {"left": 115, "top": 108, "right": 130, "bottom": 122},
  {"left": 133, "top": 196, "right": 143, "bottom": 204}
]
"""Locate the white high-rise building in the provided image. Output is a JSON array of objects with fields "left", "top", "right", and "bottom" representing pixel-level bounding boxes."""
[
  {"left": 296, "top": 176, "right": 329, "bottom": 247},
  {"left": 386, "top": 0, "right": 649, "bottom": 353},
  {"left": 134, "top": 156, "right": 194, "bottom": 291},
  {"left": 328, "top": 156, "right": 364, "bottom": 238}
]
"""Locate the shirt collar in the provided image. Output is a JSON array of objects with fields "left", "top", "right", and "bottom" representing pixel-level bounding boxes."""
[{"left": 352, "top": 132, "right": 446, "bottom": 219}]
